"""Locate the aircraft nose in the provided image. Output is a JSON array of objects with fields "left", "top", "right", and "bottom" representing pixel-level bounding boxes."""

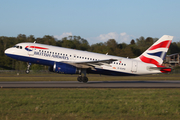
[
  {"left": 5, "top": 48, "right": 8, "bottom": 54},
  {"left": 4, "top": 48, "right": 12, "bottom": 55},
  {"left": 4, "top": 49, "right": 8, "bottom": 54}
]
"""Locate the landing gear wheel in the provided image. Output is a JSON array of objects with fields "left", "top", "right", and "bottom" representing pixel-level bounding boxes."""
[
  {"left": 25, "top": 70, "right": 30, "bottom": 74},
  {"left": 77, "top": 76, "right": 82, "bottom": 82},
  {"left": 82, "top": 76, "right": 88, "bottom": 83},
  {"left": 25, "top": 63, "right": 31, "bottom": 74},
  {"left": 77, "top": 69, "right": 88, "bottom": 83}
]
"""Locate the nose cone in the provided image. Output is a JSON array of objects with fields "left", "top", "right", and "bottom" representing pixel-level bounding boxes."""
[
  {"left": 5, "top": 49, "right": 8, "bottom": 54},
  {"left": 5, "top": 48, "right": 9, "bottom": 54},
  {"left": 4, "top": 48, "right": 13, "bottom": 56}
]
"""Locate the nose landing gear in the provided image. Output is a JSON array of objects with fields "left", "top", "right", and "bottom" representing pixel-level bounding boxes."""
[{"left": 25, "top": 63, "right": 31, "bottom": 74}]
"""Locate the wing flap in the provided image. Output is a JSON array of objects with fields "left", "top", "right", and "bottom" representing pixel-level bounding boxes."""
[{"left": 62, "top": 59, "right": 119, "bottom": 70}]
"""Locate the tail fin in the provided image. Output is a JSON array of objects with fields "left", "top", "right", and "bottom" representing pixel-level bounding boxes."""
[{"left": 136, "top": 35, "right": 173, "bottom": 66}]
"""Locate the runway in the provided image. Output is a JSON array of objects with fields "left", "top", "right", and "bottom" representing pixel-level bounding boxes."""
[{"left": 1, "top": 81, "right": 180, "bottom": 88}]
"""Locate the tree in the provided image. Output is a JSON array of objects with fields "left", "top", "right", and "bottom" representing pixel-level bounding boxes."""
[
  {"left": 168, "top": 42, "right": 180, "bottom": 54},
  {"left": 61, "top": 39, "right": 75, "bottom": 48},
  {"left": 117, "top": 43, "right": 127, "bottom": 49},
  {"left": 79, "top": 38, "right": 90, "bottom": 51},
  {"left": 104, "top": 39, "right": 118, "bottom": 55},
  {"left": 27, "top": 35, "right": 35, "bottom": 42},
  {"left": 43, "top": 35, "right": 56, "bottom": 45},
  {"left": 130, "top": 39, "right": 135, "bottom": 45},
  {"left": 145, "top": 37, "right": 154, "bottom": 48},
  {"left": 17, "top": 34, "right": 27, "bottom": 43}
]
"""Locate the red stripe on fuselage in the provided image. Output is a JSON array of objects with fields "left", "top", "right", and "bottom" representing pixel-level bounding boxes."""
[
  {"left": 25, "top": 46, "right": 48, "bottom": 50},
  {"left": 149, "top": 40, "right": 171, "bottom": 50}
]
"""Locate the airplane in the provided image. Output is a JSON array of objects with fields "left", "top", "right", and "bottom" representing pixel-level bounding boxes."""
[{"left": 4, "top": 35, "right": 173, "bottom": 83}]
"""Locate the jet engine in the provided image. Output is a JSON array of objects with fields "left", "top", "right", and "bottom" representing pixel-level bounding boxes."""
[{"left": 49, "top": 62, "right": 81, "bottom": 74}]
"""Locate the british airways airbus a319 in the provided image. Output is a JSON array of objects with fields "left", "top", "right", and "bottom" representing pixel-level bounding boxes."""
[{"left": 5, "top": 35, "right": 173, "bottom": 83}]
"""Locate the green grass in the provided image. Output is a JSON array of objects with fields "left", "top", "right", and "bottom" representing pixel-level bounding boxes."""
[
  {"left": 0, "top": 72, "right": 180, "bottom": 119},
  {"left": 0, "top": 88, "right": 180, "bottom": 120},
  {"left": 0, "top": 73, "right": 180, "bottom": 81}
]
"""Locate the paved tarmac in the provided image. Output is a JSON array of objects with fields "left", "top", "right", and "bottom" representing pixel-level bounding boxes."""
[{"left": 1, "top": 81, "right": 180, "bottom": 88}]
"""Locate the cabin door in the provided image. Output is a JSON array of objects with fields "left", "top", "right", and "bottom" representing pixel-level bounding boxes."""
[
  {"left": 131, "top": 61, "right": 138, "bottom": 72},
  {"left": 27, "top": 43, "right": 35, "bottom": 56}
]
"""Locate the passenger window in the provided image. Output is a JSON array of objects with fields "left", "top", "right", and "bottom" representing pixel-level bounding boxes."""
[
  {"left": 16, "top": 46, "right": 19, "bottom": 48},
  {"left": 20, "top": 46, "right": 22, "bottom": 49}
]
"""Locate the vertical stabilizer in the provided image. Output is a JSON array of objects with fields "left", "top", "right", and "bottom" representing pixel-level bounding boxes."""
[{"left": 136, "top": 35, "right": 173, "bottom": 66}]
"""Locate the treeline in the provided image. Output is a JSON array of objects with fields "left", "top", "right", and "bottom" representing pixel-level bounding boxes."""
[{"left": 0, "top": 34, "right": 180, "bottom": 70}]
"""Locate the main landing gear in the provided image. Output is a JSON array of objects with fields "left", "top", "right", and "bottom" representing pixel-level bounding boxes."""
[
  {"left": 25, "top": 63, "right": 31, "bottom": 74},
  {"left": 77, "top": 69, "right": 88, "bottom": 83}
]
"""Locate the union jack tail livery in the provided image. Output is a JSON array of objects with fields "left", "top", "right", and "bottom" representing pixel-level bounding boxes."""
[{"left": 136, "top": 35, "right": 173, "bottom": 66}]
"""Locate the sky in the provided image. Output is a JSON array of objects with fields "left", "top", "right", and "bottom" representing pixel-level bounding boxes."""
[{"left": 0, "top": 0, "right": 180, "bottom": 44}]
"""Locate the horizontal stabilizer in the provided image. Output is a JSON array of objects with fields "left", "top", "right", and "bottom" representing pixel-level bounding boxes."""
[{"left": 149, "top": 66, "right": 171, "bottom": 73}]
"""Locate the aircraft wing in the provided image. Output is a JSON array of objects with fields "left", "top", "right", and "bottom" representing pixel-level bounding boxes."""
[{"left": 62, "top": 59, "right": 119, "bottom": 70}]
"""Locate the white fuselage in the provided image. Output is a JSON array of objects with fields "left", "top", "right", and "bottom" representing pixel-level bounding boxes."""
[{"left": 5, "top": 42, "right": 161, "bottom": 76}]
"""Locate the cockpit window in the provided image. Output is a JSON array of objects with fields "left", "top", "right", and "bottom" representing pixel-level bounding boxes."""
[{"left": 13, "top": 45, "right": 22, "bottom": 49}]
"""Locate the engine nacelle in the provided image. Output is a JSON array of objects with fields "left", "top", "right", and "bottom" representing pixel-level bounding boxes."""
[{"left": 49, "top": 62, "right": 81, "bottom": 74}]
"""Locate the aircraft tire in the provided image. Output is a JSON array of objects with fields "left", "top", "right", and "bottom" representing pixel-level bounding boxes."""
[
  {"left": 82, "top": 76, "right": 88, "bottom": 83},
  {"left": 25, "top": 70, "right": 30, "bottom": 74},
  {"left": 77, "top": 76, "right": 82, "bottom": 82}
]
